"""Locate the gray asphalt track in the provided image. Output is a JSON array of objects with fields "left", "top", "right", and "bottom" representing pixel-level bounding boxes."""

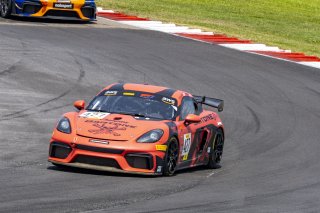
[{"left": 1, "top": 16, "right": 320, "bottom": 213}]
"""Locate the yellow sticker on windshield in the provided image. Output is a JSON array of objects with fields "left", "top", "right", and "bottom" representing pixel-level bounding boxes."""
[{"left": 123, "top": 92, "right": 135, "bottom": 96}]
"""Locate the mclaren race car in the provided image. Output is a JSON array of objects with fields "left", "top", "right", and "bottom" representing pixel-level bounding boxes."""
[
  {"left": 48, "top": 83, "right": 225, "bottom": 176},
  {"left": 0, "top": 0, "right": 96, "bottom": 21}
]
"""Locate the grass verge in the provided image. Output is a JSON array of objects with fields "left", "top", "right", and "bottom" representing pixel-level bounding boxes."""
[{"left": 96, "top": 0, "right": 320, "bottom": 57}]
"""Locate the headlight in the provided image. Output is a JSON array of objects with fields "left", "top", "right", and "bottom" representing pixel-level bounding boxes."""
[
  {"left": 57, "top": 117, "right": 71, "bottom": 134},
  {"left": 137, "top": 129, "right": 164, "bottom": 143}
]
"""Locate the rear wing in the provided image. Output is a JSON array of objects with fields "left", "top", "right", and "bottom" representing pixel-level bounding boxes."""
[{"left": 193, "top": 96, "right": 224, "bottom": 112}]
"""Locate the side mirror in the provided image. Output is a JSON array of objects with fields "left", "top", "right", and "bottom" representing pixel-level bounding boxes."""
[
  {"left": 74, "top": 100, "right": 85, "bottom": 110},
  {"left": 185, "top": 114, "right": 201, "bottom": 124}
]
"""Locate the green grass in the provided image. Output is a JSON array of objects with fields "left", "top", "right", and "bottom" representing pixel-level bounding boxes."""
[{"left": 96, "top": 0, "right": 320, "bottom": 57}]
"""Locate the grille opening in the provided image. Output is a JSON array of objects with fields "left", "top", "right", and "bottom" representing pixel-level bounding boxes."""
[
  {"left": 125, "top": 154, "right": 153, "bottom": 170},
  {"left": 23, "top": 4, "right": 42, "bottom": 14},
  {"left": 49, "top": 142, "right": 72, "bottom": 159},
  {"left": 75, "top": 144, "right": 124, "bottom": 154},
  {"left": 81, "top": 7, "right": 95, "bottom": 19},
  {"left": 73, "top": 155, "right": 121, "bottom": 169},
  {"left": 44, "top": 10, "right": 79, "bottom": 18}
]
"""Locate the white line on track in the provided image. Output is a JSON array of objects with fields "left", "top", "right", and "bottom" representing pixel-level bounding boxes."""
[
  {"left": 298, "top": 62, "right": 320, "bottom": 69},
  {"left": 206, "top": 171, "right": 215, "bottom": 178},
  {"left": 96, "top": 7, "right": 115, "bottom": 13},
  {"left": 219, "top": 43, "right": 291, "bottom": 52}
]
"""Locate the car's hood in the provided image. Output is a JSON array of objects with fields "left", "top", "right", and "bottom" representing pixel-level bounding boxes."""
[{"left": 75, "top": 111, "right": 165, "bottom": 141}]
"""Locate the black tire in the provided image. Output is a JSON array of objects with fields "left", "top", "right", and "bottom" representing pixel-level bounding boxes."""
[
  {"left": 163, "top": 137, "right": 179, "bottom": 176},
  {"left": 0, "top": 0, "right": 12, "bottom": 18},
  {"left": 207, "top": 129, "right": 224, "bottom": 169}
]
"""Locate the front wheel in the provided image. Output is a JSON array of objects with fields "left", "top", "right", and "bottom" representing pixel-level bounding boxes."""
[
  {"left": 163, "top": 137, "right": 179, "bottom": 176},
  {"left": 207, "top": 129, "right": 224, "bottom": 169},
  {"left": 0, "top": 0, "right": 12, "bottom": 18}
]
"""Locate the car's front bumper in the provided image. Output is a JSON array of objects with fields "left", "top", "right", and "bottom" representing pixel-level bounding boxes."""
[
  {"left": 49, "top": 160, "right": 161, "bottom": 176},
  {"left": 13, "top": 0, "right": 96, "bottom": 21},
  {"left": 48, "top": 138, "right": 167, "bottom": 175}
]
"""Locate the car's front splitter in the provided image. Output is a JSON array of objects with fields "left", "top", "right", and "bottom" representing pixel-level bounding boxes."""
[{"left": 49, "top": 160, "right": 161, "bottom": 176}]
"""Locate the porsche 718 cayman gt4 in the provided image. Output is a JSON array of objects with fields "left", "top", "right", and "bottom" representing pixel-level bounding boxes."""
[{"left": 48, "top": 83, "right": 225, "bottom": 176}]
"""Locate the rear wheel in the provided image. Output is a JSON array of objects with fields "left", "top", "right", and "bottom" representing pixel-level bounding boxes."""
[
  {"left": 0, "top": 0, "right": 12, "bottom": 18},
  {"left": 207, "top": 129, "right": 224, "bottom": 169},
  {"left": 163, "top": 137, "right": 179, "bottom": 176}
]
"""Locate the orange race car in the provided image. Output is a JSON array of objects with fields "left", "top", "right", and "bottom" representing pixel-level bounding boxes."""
[{"left": 48, "top": 83, "right": 225, "bottom": 176}]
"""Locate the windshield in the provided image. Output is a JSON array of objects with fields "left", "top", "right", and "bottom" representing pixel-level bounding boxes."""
[{"left": 86, "top": 91, "right": 177, "bottom": 120}]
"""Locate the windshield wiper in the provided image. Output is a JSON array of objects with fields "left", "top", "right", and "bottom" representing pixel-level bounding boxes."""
[
  {"left": 87, "top": 109, "right": 109, "bottom": 113},
  {"left": 110, "top": 111, "right": 147, "bottom": 118}
]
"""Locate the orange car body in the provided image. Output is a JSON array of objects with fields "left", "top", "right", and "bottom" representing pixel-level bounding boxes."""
[
  {"left": 8, "top": 0, "right": 96, "bottom": 21},
  {"left": 48, "top": 83, "right": 224, "bottom": 175}
]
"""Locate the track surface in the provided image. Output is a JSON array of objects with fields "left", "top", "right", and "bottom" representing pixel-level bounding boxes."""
[{"left": 1, "top": 16, "right": 320, "bottom": 213}]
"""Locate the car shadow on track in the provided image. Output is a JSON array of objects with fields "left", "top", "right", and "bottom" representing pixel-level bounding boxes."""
[
  {"left": 6, "top": 16, "right": 95, "bottom": 24},
  {"left": 47, "top": 164, "right": 222, "bottom": 178},
  {"left": 176, "top": 164, "right": 221, "bottom": 174},
  {"left": 47, "top": 165, "right": 158, "bottom": 178}
]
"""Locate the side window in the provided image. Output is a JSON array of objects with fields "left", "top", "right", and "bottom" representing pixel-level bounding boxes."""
[
  {"left": 180, "top": 97, "right": 196, "bottom": 120},
  {"left": 194, "top": 100, "right": 203, "bottom": 115}
]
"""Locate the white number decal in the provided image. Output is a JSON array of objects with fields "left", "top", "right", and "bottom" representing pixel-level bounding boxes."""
[
  {"left": 79, "top": 112, "right": 110, "bottom": 119},
  {"left": 182, "top": 133, "right": 191, "bottom": 160}
]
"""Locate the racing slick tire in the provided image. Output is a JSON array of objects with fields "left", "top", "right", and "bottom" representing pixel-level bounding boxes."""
[
  {"left": 0, "top": 0, "right": 12, "bottom": 18},
  {"left": 163, "top": 137, "right": 179, "bottom": 176},
  {"left": 207, "top": 128, "right": 224, "bottom": 169}
]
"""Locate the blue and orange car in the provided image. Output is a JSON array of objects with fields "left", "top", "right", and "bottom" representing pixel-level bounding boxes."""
[
  {"left": 48, "top": 83, "right": 225, "bottom": 176},
  {"left": 0, "top": 0, "right": 96, "bottom": 21}
]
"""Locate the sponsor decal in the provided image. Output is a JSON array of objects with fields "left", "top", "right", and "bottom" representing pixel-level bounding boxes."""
[
  {"left": 53, "top": 3, "right": 73, "bottom": 9},
  {"left": 182, "top": 133, "right": 191, "bottom": 161},
  {"left": 183, "top": 154, "right": 188, "bottom": 161},
  {"left": 162, "top": 97, "right": 175, "bottom": 105},
  {"left": 85, "top": 120, "right": 136, "bottom": 128},
  {"left": 140, "top": 94, "right": 155, "bottom": 99},
  {"left": 79, "top": 112, "right": 109, "bottom": 119},
  {"left": 155, "top": 145, "right": 167, "bottom": 151},
  {"left": 88, "top": 123, "right": 126, "bottom": 136},
  {"left": 104, "top": 91, "right": 118, "bottom": 96},
  {"left": 200, "top": 113, "right": 216, "bottom": 123},
  {"left": 89, "top": 139, "right": 109, "bottom": 145},
  {"left": 123, "top": 92, "right": 135, "bottom": 96},
  {"left": 156, "top": 166, "right": 163, "bottom": 173}
]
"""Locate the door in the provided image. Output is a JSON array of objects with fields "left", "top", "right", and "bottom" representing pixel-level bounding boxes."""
[{"left": 176, "top": 97, "right": 208, "bottom": 168}]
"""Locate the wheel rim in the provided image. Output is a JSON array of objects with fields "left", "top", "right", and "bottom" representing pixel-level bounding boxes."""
[
  {"left": 213, "top": 134, "right": 224, "bottom": 163},
  {"left": 167, "top": 141, "right": 178, "bottom": 174},
  {"left": 0, "top": 0, "right": 9, "bottom": 15}
]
